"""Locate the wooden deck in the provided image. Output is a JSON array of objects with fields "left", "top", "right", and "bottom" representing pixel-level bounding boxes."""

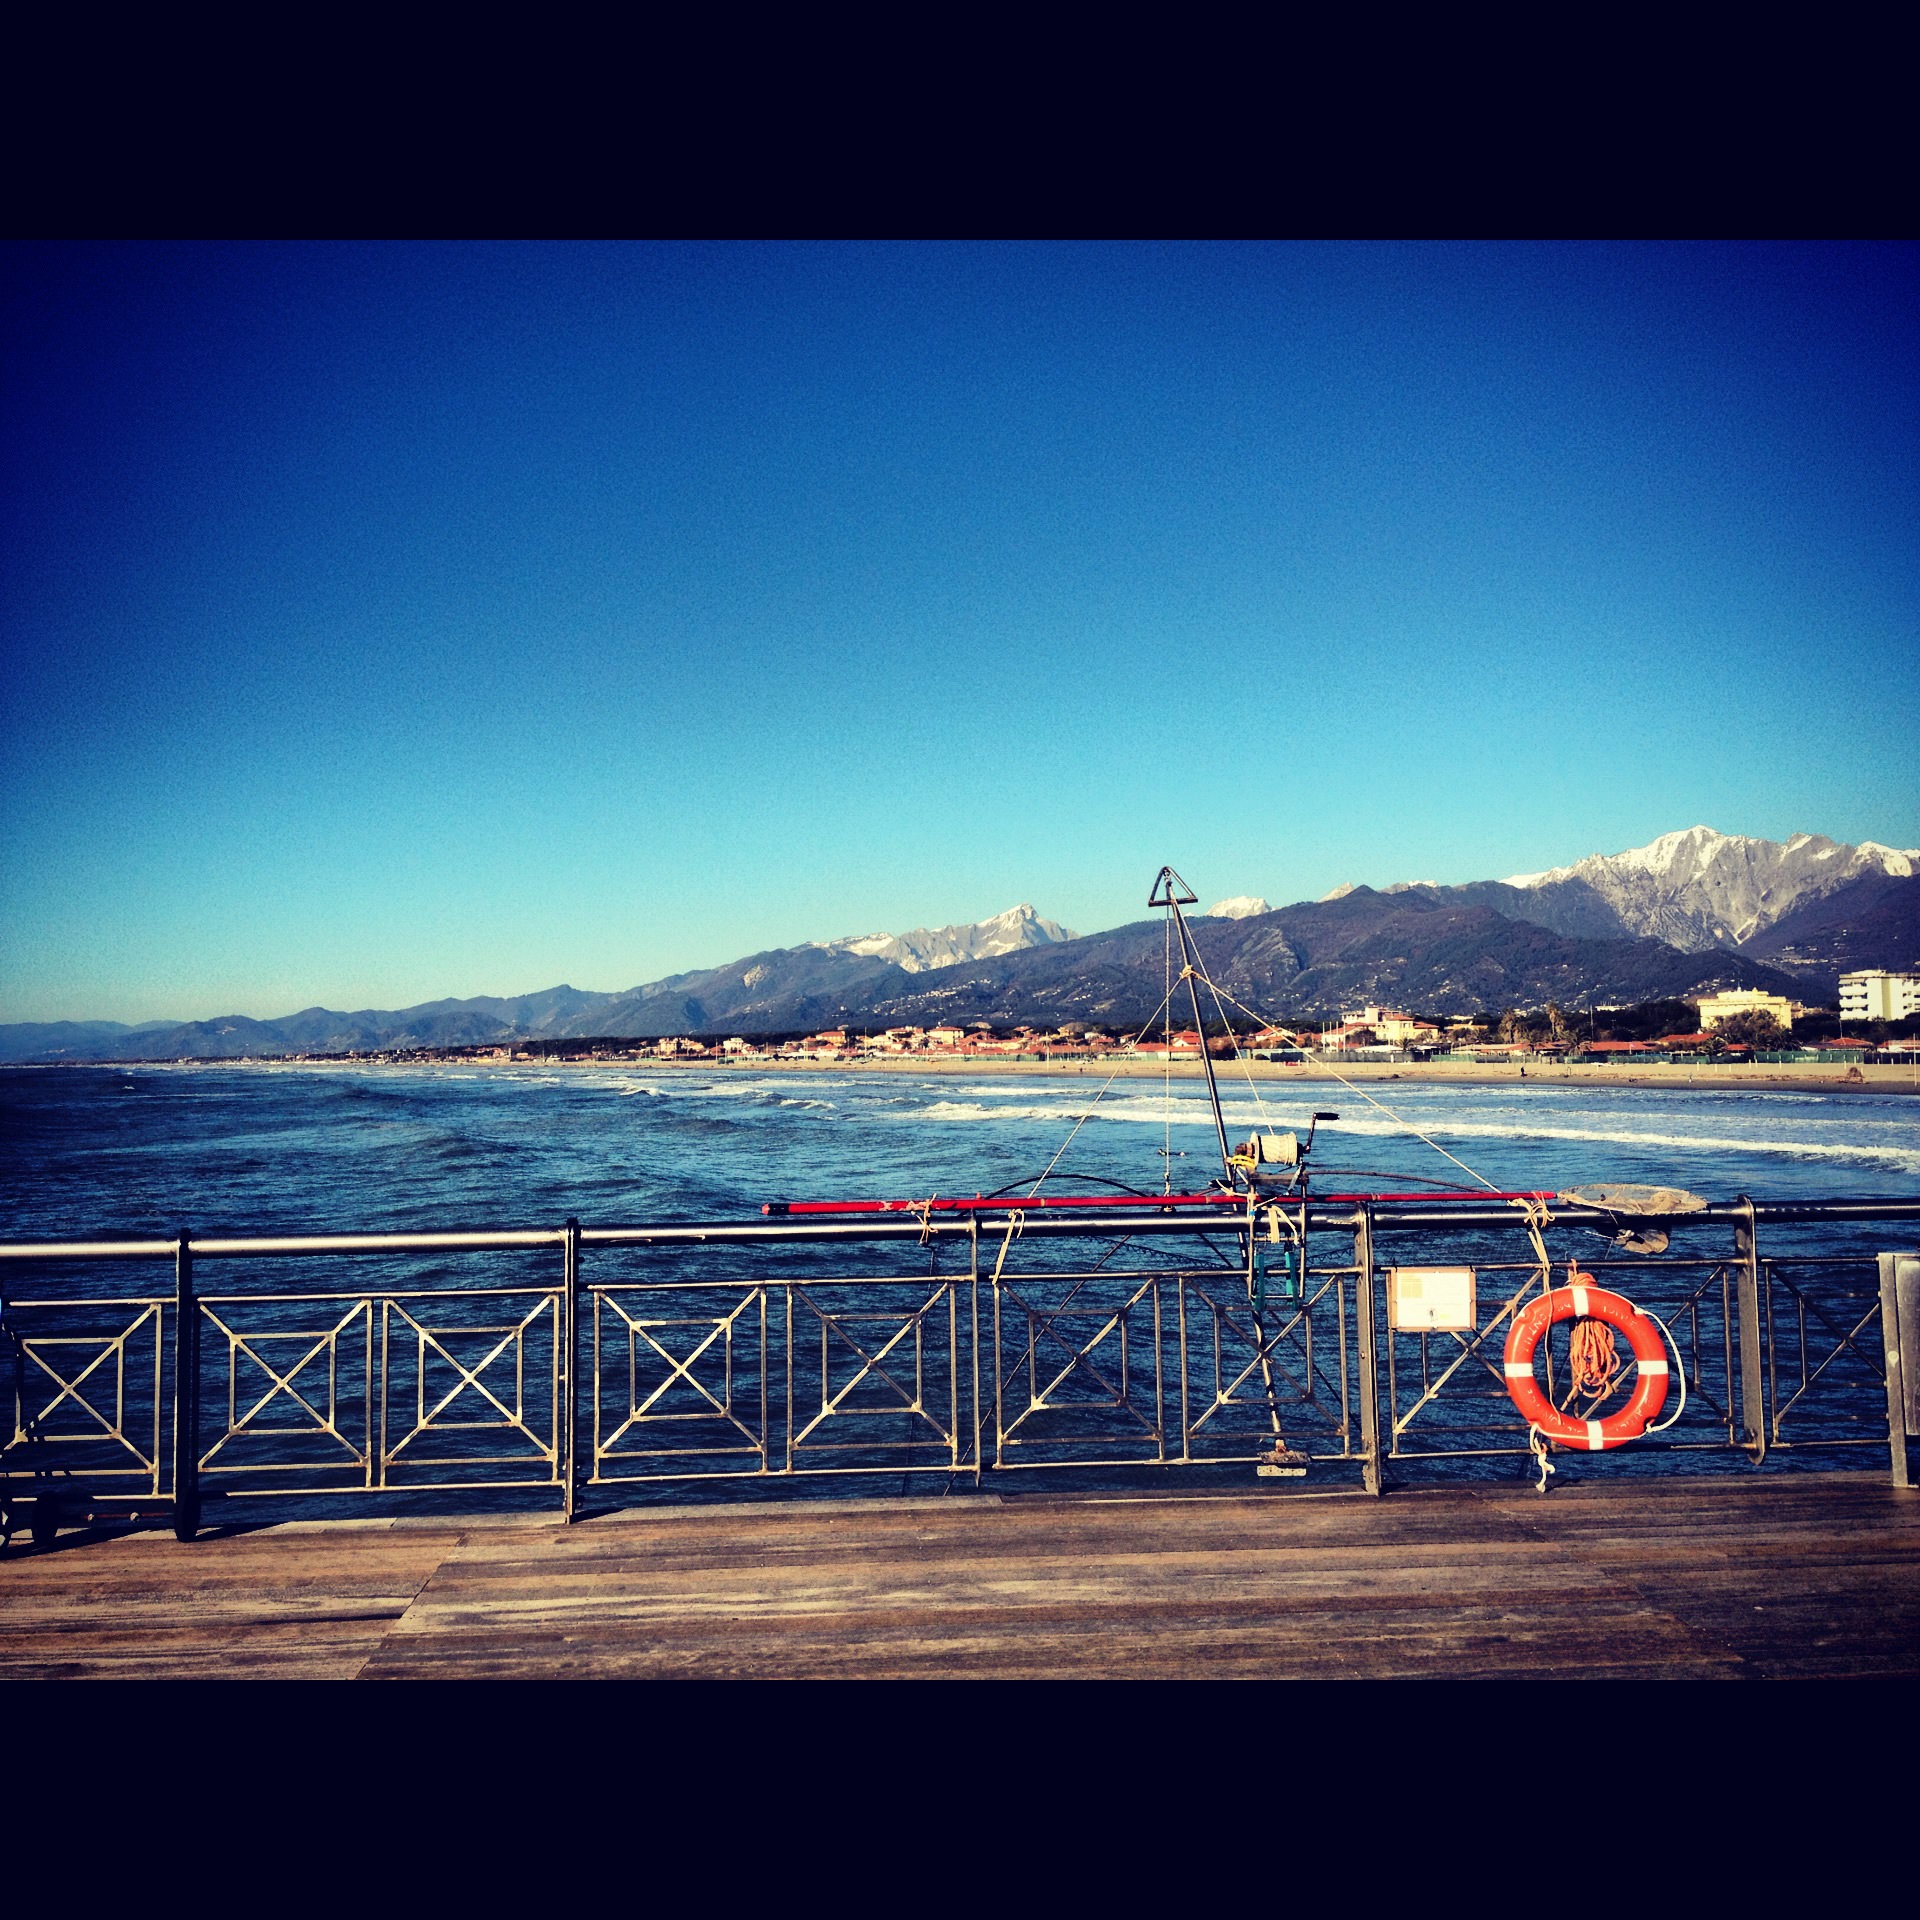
[{"left": 3, "top": 1472, "right": 1915, "bottom": 1679}]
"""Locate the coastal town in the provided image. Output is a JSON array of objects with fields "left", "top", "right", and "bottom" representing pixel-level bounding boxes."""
[{"left": 284, "top": 971, "right": 1920, "bottom": 1072}]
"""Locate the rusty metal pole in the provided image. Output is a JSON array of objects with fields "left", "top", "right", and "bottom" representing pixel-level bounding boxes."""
[
  {"left": 1732, "top": 1198, "right": 1767, "bottom": 1465},
  {"left": 562, "top": 1218, "right": 581, "bottom": 1522},
  {"left": 1355, "top": 1207, "right": 1383, "bottom": 1495},
  {"left": 1170, "top": 909, "right": 1235, "bottom": 1180},
  {"left": 970, "top": 1216, "right": 983, "bottom": 1488},
  {"left": 172, "top": 1233, "right": 199, "bottom": 1541},
  {"left": 1879, "top": 1253, "right": 1916, "bottom": 1490}
]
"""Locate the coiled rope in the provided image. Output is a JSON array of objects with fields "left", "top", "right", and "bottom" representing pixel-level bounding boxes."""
[{"left": 1568, "top": 1316, "right": 1622, "bottom": 1398}]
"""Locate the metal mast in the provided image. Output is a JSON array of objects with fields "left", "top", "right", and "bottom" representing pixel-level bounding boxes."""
[{"left": 1149, "top": 866, "right": 1235, "bottom": 1182}]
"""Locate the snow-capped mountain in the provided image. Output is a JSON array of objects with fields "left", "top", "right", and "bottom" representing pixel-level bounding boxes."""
[
  {"left": 13, "top": 837, "right": 1910, "bottom": 1062},
  {"left": 1499, "top": 828, "right": 1917, "bottom": 953},
  {"left": 1321, "top": 827, "right": 1920, "bottom": 978},
  {"left": 814, "top": 904, "right": 1076, "bottom": 974}
]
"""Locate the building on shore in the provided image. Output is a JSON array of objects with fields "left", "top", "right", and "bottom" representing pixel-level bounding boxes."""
[
  {"left": 1335, "top": 1006, "right": 1443, "bottom": 1047},
  {"left": 1695, "top": 988, "right": 1795, "bottom": 1031},
  {"left": 1839, "top": 970, "right": 1920, "bottom": 1021}
]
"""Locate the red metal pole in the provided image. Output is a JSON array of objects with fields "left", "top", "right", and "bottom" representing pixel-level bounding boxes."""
[{"left": 763, "top": 1190, "right": 1554, "bottom": 1216}]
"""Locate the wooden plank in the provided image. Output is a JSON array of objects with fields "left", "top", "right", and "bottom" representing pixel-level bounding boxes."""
[
  {"left": 3, "top": 1475, "right": 1914, "bottom": 1679},
  {"left": 356, "top": 1490, "right": 1707, "bottom": 1679},
  {"left": 0, "top": 1525, "right": 470, "bottom": 1681}
]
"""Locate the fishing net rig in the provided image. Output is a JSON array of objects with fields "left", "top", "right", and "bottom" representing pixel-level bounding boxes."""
[
  {"left": 762, "top": 864, "right": 1694, "bottom": 1480},
  {"left": 1027, "top": 866, "right": 1536, "bottom": 1209},
  {"left": 1014, "top": 867, "right": 1693, "bottom": 1477}
]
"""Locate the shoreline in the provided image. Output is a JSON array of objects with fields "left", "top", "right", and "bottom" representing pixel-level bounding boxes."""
[
  {"left": 36, "top": 1053, "right": 1912, "bottom": 1093},
  {"left": 624, "top": 1056, "right": 1920, "bottom": 1093}
]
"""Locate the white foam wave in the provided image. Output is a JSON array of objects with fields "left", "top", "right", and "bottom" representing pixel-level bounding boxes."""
[
  {"left": 913, "top": 1101, "right": 1072, "bottom": 1124},
  {"left": 896, "top": 1094, "right": 1920, "bottom": 1172},
  {"left": 1409, "top": 1118, "right": 1920, "bottom": 1172}
]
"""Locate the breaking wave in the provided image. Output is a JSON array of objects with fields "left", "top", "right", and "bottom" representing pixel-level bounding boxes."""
[{"left": 899, "top": 1094, "right": 1920, "bottom": 1173}]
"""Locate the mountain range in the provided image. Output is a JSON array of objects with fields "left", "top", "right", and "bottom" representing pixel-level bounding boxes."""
[
  {"left": 809, "top": 904, "right": 1074, "bottom": 972},
  {"left": 4, "top": 829, "right": 1914, "bottom": 1062},
  {"left": 1333, "top": 827, "right": 1918, "bottom": 973}
]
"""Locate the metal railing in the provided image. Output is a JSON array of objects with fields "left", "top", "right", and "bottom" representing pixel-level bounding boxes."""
[{"left": 4, "top": 1198, "right": 1917, "bottom": 1540}]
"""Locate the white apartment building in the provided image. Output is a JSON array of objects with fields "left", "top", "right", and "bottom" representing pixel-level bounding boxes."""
[
  {"left": 1336, "top": 1006, "right": 1441, "bottom": 1046},
  {"left": 1695, "top": 989, "right": 1794, "bottom": 1031},
  {"left": 1838, "top": 970, "right": 1920, "bottom": 1021}
]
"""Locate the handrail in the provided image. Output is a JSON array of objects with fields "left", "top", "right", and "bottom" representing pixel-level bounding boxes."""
[
  {"left": 0, "top": 1229, "right": 567, "bottom": 1260},
  {"left": 2, "top": 1196, "right": 1918, "bottom": 1261}
]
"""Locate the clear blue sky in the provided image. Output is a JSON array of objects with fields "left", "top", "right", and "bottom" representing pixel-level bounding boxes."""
[{"left": 3, "top": 242, "right": 1916, "bottom": 1024}]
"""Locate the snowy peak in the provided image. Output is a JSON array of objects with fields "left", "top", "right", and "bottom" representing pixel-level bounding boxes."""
[
  {"left": 1204, "top": 896, "right": 1272, "bottom": 919},
  {"left": 1505, "top": 825, "right": 1747, "bottom": 887},
  {"left": 815, "top": 903, "right": 1076, "bottom": 974},
  {"left": 1497, "top": 827, "right": 1919, "bottom": 951},
  {"left": 1858, "top": 842, "right": 1917, "bottom": 877}
]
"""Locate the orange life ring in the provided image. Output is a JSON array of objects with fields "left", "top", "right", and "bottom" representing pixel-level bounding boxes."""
[{"left": 1503, "top": 1274, "right": 1669, "bottom": 1451}]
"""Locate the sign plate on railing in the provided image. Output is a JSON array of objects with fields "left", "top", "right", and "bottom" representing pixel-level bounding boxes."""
[{"left": 1388, "top": 1266, "right": 1477, "bottom": 1332}]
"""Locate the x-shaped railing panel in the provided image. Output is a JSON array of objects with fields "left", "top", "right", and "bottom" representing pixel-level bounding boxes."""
[
  {"left": 199, "top": 1301, "right": 367, "bottom": 1466},
  {"left": 597, "top": 1287, "right": 763, "bottom": 1456},
  {"left": 11, "top": 1307, "right": 162, "bottom": 1479},
  {"left": 1763, "top": 1263, "right": 1888, "bottom": 1433},
  {"left": 1183, "top": 1272, "right": 1350, "bottom": 1443},
  {"left": 789, "top": 1283, "right": 956, "bottom": 1457},
  {"left": 995, "top": 1275, "right": 1162, "bottom": 1452},
  {"left": 383, "top": 1296, "right": 557, "bottom": 1465},
  {"left": 1388, "top": 1268, "right": 1544, "bottom": 1448}
]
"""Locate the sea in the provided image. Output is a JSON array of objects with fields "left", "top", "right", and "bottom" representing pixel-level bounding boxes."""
[{"left": 2, "top": 1061, "right": 1916, "bottom": 1239}]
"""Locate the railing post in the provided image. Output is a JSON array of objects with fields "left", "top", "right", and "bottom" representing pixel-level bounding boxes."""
[
  {"left": 172, "top": 1233, "right": 199, "bottom": 1541},
  {"left": 562, "top": 1218, "right": 581, "bottom": 1522},
  {"left": 969, "top": 1217, "right": 983, "bottom": 1488},
  {"left": 1355, "top": 1207, "right": 1383, "bottom": 1495},
  {"left": 1879, "top": 1253, "right": 1917, "bottom": 1490},
  {"left": 1733, "top": 1198, "right": 1767, "bottom": 1465}
]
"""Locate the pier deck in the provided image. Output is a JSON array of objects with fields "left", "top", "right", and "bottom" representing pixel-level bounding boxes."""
[{"left": 3, "top": 1472, "right": 1914, "bottom": 1679}]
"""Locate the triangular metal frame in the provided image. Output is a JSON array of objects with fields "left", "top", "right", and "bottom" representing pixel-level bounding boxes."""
[{"left": 1148, "top": 866, "right": 1198, "bottom": 908}]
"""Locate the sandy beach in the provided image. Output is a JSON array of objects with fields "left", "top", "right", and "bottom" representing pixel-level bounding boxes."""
[{"left": 565, "top": 1054, "right": 1920, "bottom": 1094}]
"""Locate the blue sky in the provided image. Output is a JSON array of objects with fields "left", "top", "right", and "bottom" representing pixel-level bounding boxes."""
[{"left": 3, "top": 242, "right": 1916, "bottom": 1024}]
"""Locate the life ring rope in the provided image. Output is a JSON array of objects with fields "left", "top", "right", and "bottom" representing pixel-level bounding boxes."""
[
  {"left": 1633, "top": 1304, "right": 1689, "bottom": 1436},
  {"left": 1503, "top": 1270, "right": 1679, "bottom": 1454}
]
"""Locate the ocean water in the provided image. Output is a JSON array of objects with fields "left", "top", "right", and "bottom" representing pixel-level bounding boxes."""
[{"left": 1, "top": 1061, "right": 1915, "bottom": 1240}]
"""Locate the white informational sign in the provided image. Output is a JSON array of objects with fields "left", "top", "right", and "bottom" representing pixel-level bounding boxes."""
[{"left": 1388, "top": 1266, "right": 1477, "bottom": 1332}]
